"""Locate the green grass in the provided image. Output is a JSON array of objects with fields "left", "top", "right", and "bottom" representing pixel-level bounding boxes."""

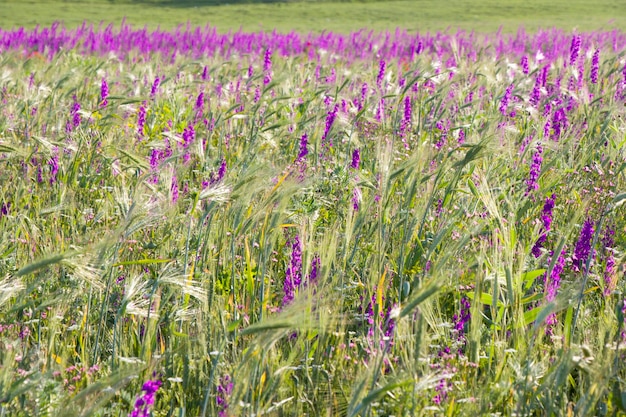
[{"left": 1, "top": 0, "right": 625, "bottom": 32}]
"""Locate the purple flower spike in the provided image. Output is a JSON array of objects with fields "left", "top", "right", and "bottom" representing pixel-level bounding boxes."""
[
  {"left": 283, "top": 235, "right": 302, "bottom": 306},
  {"left": 150, "top": 76, "right": 160, "bottom": 98},
  {"left": 526, "top": 143, "right": 543, "bottom": 195},
  {"left": 532, "top": 194, "right": 555, "bottom": 257},
  {"left": 137, "top": 104, "right": 146, "bottom": 137},
  {"left": 48, "top": 151, "right": 59, "bottom": 185},
  {"left": 590, "top": 49, "right": 600, "bottom": 84},
  {"left": 376, "top": 59, "right": 386, "bottom": 90},
  {"left": 297, "top": 133, "right": 308, "bottom": 161},
  {"left": 545, "top": 249, "right": 566, "bottom": 333},
  {"left": 129, "top": 378, "right": 161, "bottom": 417},
  {"left": 100, "top": 78, "right": 109, "bottom": 107},
  {"left": 263, "top": 48, "right": 272, "bottom": 85},
  {"left": 452, "top": 296, "right": 471, "bottom": 340},
  {"left": 569, "top": 35, "right": 581, "bottom": 66},
  {"left": 499, "top": 83, "right": 514, "bottom": 116},
  {"left": 171, "top": 176, "right": 179, "bottom": 203},
  {"left": 351, "top": 148, "right": 360, "bottom": 170},
  {"left": 572, "top": 218, "right": 594, "bottom": 272},
  {"left": 216, "top": 375, "right": 233, "bottom": 417},
  {"left": 321, "top": 104, "right": 338, "bottom": 149},
  {"left": 521, "top": 55, "right": 529, "bottom": 75}
]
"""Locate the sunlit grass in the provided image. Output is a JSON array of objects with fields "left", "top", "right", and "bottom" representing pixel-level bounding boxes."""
[{"left": 0, "top": 25, "right": 625, "bottom": 416}]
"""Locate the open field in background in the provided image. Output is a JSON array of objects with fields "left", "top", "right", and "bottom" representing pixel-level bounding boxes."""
[
  {"left": 1, "top": 0, "right": 625, "bottom": 33},
  {"left": 0, "top": 25, "right": 626, "bottom": 415}
]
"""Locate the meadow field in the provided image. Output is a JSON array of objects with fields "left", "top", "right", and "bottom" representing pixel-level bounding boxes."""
[{"left": 0, "top": 19, "right": 625, "bottom": 417}]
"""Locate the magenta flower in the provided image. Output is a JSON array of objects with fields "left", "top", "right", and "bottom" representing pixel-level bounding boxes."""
[
  {"left": 526, "top": 143, "right": 543, "bottom": 195},
  {"left": 499, "top": 83, "right": 513, "bottom": 116},
  {"left": 351, "top": 148, "right": 360, "bottom": 170},
  {"left": 297, "top": 133, "right": 308, "bottom": 161},
  {"left": 283, "top": 235, "right": 302, "bottom": 306},
  {"left": 590, "top": 49, "right": 600, "bottom": 84},
  {"left": 529, "top": 76, "right": 541, "bottom": 107},
  {"left": 137, "top": 104, "right": 146, "bottom": 137},
  {"left": 376, "top": 59, "right": 386, "bottom": 90},
  {"left": 100, "top": 78, "right": 109, "bottom": 107},
  {"left": 150, "top": 76, "right": 160, "bottom": 98},
  {"left": 263, "top": 48, "right": 272, "bottom": 85},
  {"left": 572, "top": 218, "right": 594, "bottom": 272},
  {"left": 321, "top": 104, "right": 338, "bottom": 149},
  {"left": 182, "top": 125, "right": 195, "bottom": 149},
  {"left": 171, "top": 176, "right": 179, "bottom": 203},
  {"left": 195, "top": 91, "right": 204, "bottom": 113},
  {"left": 532, "top": 194, "right": 555, "bottom": 257},
  {"left": 521, "top": 55, "right": 529, "bottom": 75},
  {"left": 69, "top": 95, "right": 81, "bottom": 130},
  {"left": 545, "top": 249, "right": 566, "bottom": 331},
  {"left": 569, "top": 35, "right": 581, "bottom": 66},
  {"left": 129, "top": 379, "right": 161, "bottom": 417},
  {"left": 216, "top": 375, "right": 233, "bottom": 417}
]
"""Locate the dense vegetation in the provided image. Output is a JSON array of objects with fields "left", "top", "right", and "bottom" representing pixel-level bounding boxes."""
[{"left": 0, "top": 25, "right": 625, "bottom": 416}]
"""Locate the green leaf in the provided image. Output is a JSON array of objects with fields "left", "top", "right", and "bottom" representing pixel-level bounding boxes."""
[
  {"left": 522, "top": 269, "right": 546, "bottom": 290},
  {"left": 466, "top": 292, "right": 505, "bottom": 308}
]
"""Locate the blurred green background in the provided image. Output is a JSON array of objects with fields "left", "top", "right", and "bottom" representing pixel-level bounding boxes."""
[{"left": 1, "top": 0, "right": 625, "bottom": 33}]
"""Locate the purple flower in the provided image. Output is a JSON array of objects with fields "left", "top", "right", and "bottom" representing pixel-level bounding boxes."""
[
  {"left": 216, "top": 375, "right": 233, "bottom": 417},
  {"left": 100, "top": 78, "right": 109, "bottom": 107},
  {"left": 137, "top": 104, "right": 146, "bottom": 137},
  {"left": 400, "top": 95, "right": 412, "bottom": 147},
  {"left": 590, "top": 49, "right": 600, "bottom": 84},
  {"left": 70, "top": 95, "right": 81, "bottom": 130},
  {"left": 352, "top": 187, "right": 360, "bottom": 211},
  {"left": 457, "top": 129, "right": 465, "bottom": 145},
  {"left": 321, "top": 104, "right": 338, "bottom": 149},
  {"left": 526, "top": 143, "right": 543, "bottom": 195},
  {"left": 521, "top": 55, "right": 529, "bottom": 75},
  {"left": 499, "top": 83, "right": 513, "bottom": 116},
  {"left": 263, "top": 48, "right": 272, "bottom": 85},
  {"left": 171, "top": 176, "right": 179, "bottom": 203},
  {"left": 150, "top": 76, "right": 160, "bottom": 98},
  {"left": 195, "top": 91, "right": 204, "bottom": 113},
  {"left": 297, "top": 133, "right": 308, "bottom": 162},
  {"left": 209, "top": 159, "right": 227, "bottom": 186},
  {"left": 532, "top": 194, "right": 555, "bottom": 257},
  {"left": 545, "top": 249, "right": 566, "bottom": 329},
  {"left": 602, "top": 225, "right": 616, "bottom": 295},
  {"left": 129, "top": 379, "right": 161, "bottom": 417},
  {"left": 569, "top": 35, "right": 581, "bottom": 66},
  {"left": 540, "top": 66, "right": 549, "bottom": 88},
  {"left": 376, "top": 59, "right": 386, "bottom": 90},
  {"left": 0, "top": 202, "right": 10, "bottom": 218},
  {"left": 551, "top": 108, "right": 567, "bottom": 141},
  {"left": 182, "top": 125, "right": 195, "bottom": 149},
  {"left": 543, "top": 118, "right": 551, "bottom": 138},
  {"left": 572, "top": 218, "right": 594, "bottom": 272},
  {"left": 604, "top": 254, "right": 616, "bottom": 296},
  {"left": 351, "top": 148, "right": 360, "bottom": 170},
  {"left": 452, "top": 296, "right": 471, "bottom": 341},
  {"left": 358, "top": 83, "right": 368, "bottom": 111},
  {"left": 217, "top": 159, "right": 226, "bottom": 182},
  {"left": 283, "top": 235, "right": 302, "bottom": 306},
  {"left": 530, "top": 76, "right": 541, "bottom": 107},
  {"left": 307, "top": 256, "right": 320, "bottom": 285}
]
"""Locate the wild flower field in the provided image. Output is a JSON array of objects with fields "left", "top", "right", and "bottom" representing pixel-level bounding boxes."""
[{"left": 0, "top": 24, "right": 625, "bottom": 416}]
